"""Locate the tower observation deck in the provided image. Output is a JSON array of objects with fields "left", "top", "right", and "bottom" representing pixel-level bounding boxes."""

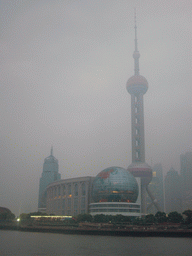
[{"left": 126, "top": 11, "right": 160, "bottom": 214}]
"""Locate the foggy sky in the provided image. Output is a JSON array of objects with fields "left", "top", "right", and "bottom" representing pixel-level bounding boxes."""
[{"left": 0, "top": 0, "right": 191, "bottom": 215}]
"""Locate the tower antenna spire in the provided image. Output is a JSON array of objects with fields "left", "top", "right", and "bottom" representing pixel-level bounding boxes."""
[
  {"left": 133, "top": 8, "right": 140, "bottom": 75},
  {"left": 51, "top": 146, "right": 53, "bottom": 156},
  {"left": 134, "top": 8, "right": 138, "bottom": 52}
]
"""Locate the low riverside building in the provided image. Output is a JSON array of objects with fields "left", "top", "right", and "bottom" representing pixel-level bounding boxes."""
[
  {"left": 45, "top": 167, "right": 141, "bottom": 218},
  {"left": 46, "top": 176, "right": 94, "bottom": 216}
]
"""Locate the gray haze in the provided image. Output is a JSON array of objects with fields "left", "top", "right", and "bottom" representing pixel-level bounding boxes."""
[{"left": 0, "top": 0, "right": 191, "bottom": 216}]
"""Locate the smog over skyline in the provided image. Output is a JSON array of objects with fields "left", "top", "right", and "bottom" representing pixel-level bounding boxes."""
[{"left": 0, "top": 0, "right": 191, "bottom": 215}]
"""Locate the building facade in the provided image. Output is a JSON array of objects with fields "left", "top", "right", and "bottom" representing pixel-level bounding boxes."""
[
  {"left": 46, "top": 176, "right": 94, "bottom": 216},
  {"left": 45, "top": 168, "right": 141, "bottom": 217},
  {"left": 38, "top": 148, "right": 61, "bottom": 212},
  {"left": 90, "top": 167, "right": 141, "bottom": 217}
]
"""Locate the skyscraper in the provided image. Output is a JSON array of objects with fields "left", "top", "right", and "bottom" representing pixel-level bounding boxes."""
[
  {"left": 147, "top": 164, "right": 164, "bottom": 214},
  {"left": 164, "top": 167, "right": 182, "bottom": 213},
  {"left": 180, "top": 152, "right": 192, "bottom": 210},
  {"left": 126, "top": 12, "right": 160, "bottom": 214},
  {"left": 38, "top": 147, "right": 61, "bottom": 212}
]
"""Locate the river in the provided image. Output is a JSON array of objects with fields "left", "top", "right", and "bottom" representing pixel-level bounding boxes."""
[{"left": 0, "top": 230, "right": 192, "bottom": 255}]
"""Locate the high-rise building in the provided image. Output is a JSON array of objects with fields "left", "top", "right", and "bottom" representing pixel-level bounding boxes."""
[
  {"left": 180, "top": 152, "right": 192, "bottom": 210},
  {"left": 38, "top": 147, "right": 61, "bottom": 212},
  {"left": 147, "top": 164, "right": 164, "bottom": 214},
  {"left": 126, "top": 12, "right": 160, "bottom": 215},
  {"left": 164, "top": 167, "right": 182, "bottom": 213}
]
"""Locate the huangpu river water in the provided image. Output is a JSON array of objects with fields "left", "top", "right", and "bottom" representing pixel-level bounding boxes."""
[{"left": 0, "top": 230, "right": 192, "bottom": 256}]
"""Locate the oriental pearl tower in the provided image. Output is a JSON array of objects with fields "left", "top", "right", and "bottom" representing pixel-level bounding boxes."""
[{"left": 126, "top": 12, "right": 160, "bottom": 214}]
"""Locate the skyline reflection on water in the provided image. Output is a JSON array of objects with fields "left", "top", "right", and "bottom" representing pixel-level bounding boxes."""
[{"left": 0, "top": 230, "right": 192, "bottom": 256}]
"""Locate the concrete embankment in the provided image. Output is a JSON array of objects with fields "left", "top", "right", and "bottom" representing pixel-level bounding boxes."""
[{"left": 1, "top": 225, "right": 192, "bottom": 237}]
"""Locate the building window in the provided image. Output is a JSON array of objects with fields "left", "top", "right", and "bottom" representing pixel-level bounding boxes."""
[
  {"left": 68, "top": 184, "right": 71, "bottom": 195},
  {"left": 51, "top": 188, "right": 53, "bottom": 198},
  {"left": 54, "top": 187, "right": 57, "bottom": 196},
  {"left": 75, "top": 184, "right": 78, "bottom": 196},
  {"left": 54, "top": 200, "right": 57, "bottom": 210},
  {"left": 48, "top": 189, "right": 50, "bottom": 198},
  {"left": 136, "top": 139, "right": 139, "bottom": 146},
  {"left": 136, "top": 150, "right": 140, "bottom": 160},
  {"left": 62, "top": 199, "right": 65, "bottom": 210},
  {"left": 82, "top": 183, "right": 86, "bottom": 196},
  {"left": 68, "top": 198, "right": 71, "bottom": 209},
  {"left": 62, "top": 185, "right": 65, "bottom": 195},
  {"left": 58, "top": 186, "right": 61, "bottom": 196},
  {"left": 81, "top": 197, "right": 85, "bottom": 209},
  {"left": 58, "top": 199, "right": 60, "bottom": 209},
  {"left": 74, "top": 198, "right": 78, "bottom": 210}
]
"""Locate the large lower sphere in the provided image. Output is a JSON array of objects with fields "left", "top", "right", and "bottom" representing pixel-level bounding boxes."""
[{"left": 92, "top": 166, "right": 139, "bottom": 203}]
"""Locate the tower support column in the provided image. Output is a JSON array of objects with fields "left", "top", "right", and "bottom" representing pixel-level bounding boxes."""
[
  {"left": 126, "top": 11, "right": 160, "bottom": 215},
  {"left": 141, "top": 184, "right": 147, "bottom": 214}
]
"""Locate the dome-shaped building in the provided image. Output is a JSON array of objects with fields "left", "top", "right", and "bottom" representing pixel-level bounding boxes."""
[
  {"left": 90, "top": 167, "right": 141, "bottom": 217},
  {"left": 92, "top": 167, "right": 138, "bottom": 203}
]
